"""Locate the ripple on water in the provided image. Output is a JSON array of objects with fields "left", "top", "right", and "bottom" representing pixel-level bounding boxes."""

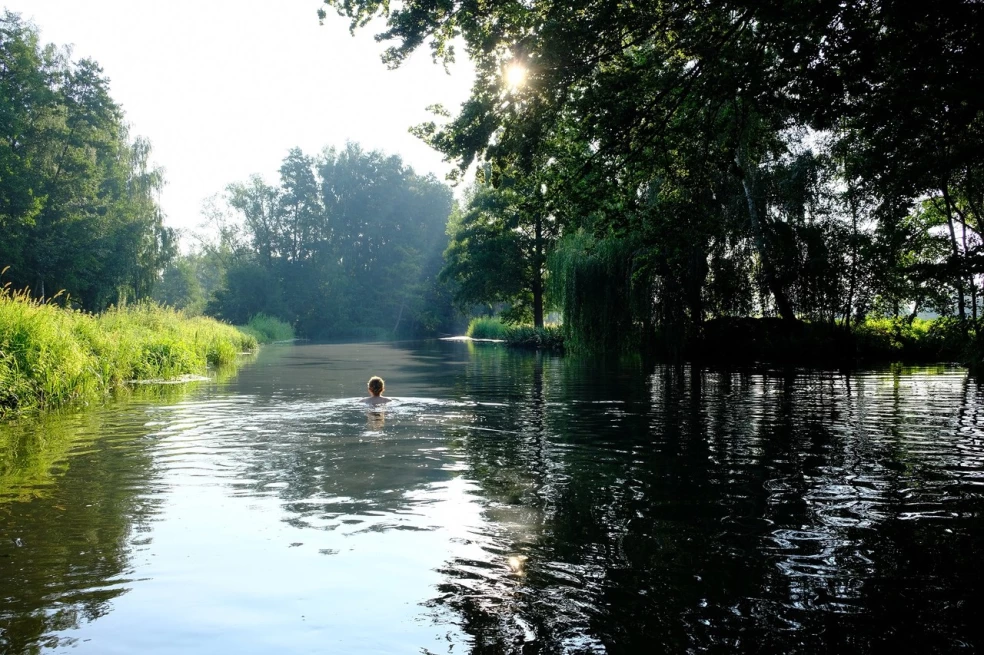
[{"left": 3, "top": 349, "right": 984, "bottom": 654}]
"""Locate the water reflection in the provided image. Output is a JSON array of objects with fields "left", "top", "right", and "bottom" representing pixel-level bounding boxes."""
[
  {"left": 429, "top": 352, "right": 984, "bottom": 653},
  {"left": 0, "top": 401, "right": 172, "bottom": 651},
  {"left": 1, "top": 343, "right": 983, "bottom": 653}
]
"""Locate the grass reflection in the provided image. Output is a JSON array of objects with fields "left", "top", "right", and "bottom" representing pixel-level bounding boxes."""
[
  {"left": 0, "top": 396, "right": 167, "bottom": 651},
  {"left": 0, "top": 377, "right": 211, "bottom": 503}
]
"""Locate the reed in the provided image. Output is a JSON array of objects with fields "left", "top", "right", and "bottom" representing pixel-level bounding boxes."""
[
  {"left": 466, "top": 317, "right": 510, "bottom": 340},
  {"left": 503, "top": 325, "right": 565, "bottom": 350},
  {"left": 0, "top": 278, "right": 256, "bottom": 418}
]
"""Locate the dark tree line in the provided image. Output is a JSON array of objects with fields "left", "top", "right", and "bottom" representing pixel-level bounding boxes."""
[
  {"left": 324, "top": 0, "right": 984, "bottom": 352},
  {"left": 0, "top": 12, "right": 173, "bottom": 309},
  {"left": 170, "top": 143, "right": 457, "bottom": 338}
]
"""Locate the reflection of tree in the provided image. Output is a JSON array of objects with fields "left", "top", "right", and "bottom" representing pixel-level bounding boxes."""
[
  {"left": 432, "top": 350, "right": 984, "bottom": 653},
  {"left": 0, "top": 399, "right": 168, "bottom": 652}
]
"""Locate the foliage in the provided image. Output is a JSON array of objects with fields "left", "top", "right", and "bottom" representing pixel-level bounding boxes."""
[
  {"left": 201, "top": 143, "right": 455, "bottom": 339},
  {"left": 441, "top": 169, "right": 557, "bottom": 327},
  {"left": 549, "top": 230, "right": 649, "bottom": 354},
  {"left": 238, "top": 313, "right": 295, "bottom": 344},
  {"left": 694, "top": 316, "right": 970, "bottom": 365},
  {"left": 152, "top": 258, "right": 205, "bottom": 315},
  {"left": 503, "top": 325, "right": 564, "bottom": 351},
  {"left": 0, "top": 282, "right": 256, "bottom": 417},
  {"left": 853, "top": 316, "right": 969, "bottom": 362},
  {"left": 466, "top": 317, "right": 510, "bottom": 340},
  {"left": 0, "top": 13, "right": 175, "bottom": 310},
  {"left": 322, "top": 0, "right": 984, "bottom": 360}
]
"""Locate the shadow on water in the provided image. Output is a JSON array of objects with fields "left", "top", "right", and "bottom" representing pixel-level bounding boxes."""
[{"left": 421, "top": 346, "right": 984, "bottom": 654}]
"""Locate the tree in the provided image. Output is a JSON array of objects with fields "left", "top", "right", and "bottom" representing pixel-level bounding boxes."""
[
  {"left": 441, "top": 183, "right": 531, "bottom": 322},
  {"left": 152, "top": 258, "right": 205, "bottom": 314},
  {"left": 322, "top": 0, "right": 984, "bottom": 350},
  {"left": 0, "top": 12, "right": 174, "bottom": 308},
  {"left": 207, "top": 143, "right": 455, "bottom": 337}
]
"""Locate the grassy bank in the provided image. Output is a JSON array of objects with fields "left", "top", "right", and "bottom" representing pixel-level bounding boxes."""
[
  {"left": 466, "top": 317, "right": 565, "bottom": 351},
  {"left": 237, "top": 313, "right": 295, "bottom": 344},
  {"left": 694, "top": 316, "right": 974, "bottom": 365},
  {"left": 464, "top": 314, "right": 984, "bottom": 364},
  {"left": 0, "top": 287, "right": 257, "bottom": 418}
]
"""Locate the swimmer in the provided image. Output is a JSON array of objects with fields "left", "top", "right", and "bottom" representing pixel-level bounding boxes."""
[{"left": 362, "top": 375, "right": 392, "bottom": 405}]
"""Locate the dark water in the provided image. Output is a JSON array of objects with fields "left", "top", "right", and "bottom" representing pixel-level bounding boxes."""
[{"left": 1, "top": 341, "right": 983, "bottom": 654}]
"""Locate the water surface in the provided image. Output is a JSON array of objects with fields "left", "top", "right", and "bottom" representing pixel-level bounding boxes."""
[{"left": 1, "top": 341, "right": 982, "bottom": 653}]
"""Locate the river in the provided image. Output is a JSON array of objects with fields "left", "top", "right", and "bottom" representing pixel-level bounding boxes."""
[{"left": 1, "top": 340, "right": 982, "bottom": 653}]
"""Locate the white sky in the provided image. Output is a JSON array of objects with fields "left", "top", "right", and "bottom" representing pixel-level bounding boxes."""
[{"left": 4, "top": 1, "right": 474, "bottom": 239}]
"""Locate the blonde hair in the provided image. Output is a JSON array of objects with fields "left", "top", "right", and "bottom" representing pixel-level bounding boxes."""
[{"left": 367, "top": 376, "right": 385, "bottom": 396}]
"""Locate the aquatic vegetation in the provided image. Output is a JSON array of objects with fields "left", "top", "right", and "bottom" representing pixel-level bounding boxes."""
[
  {"left": 464, "top": 317, "right": 565, "bottom": 350},
  {"left": 466, "top": 317, "right": 511, "bottom": 340},
  {"left": 0, "top": 285, "right": 256, "bottom": 417},
  {"left": 238, "top": 313, "right": 296, "bottom": 343},
  {"left": 502, "top": 325, "right": 564, "bottom": 351}
]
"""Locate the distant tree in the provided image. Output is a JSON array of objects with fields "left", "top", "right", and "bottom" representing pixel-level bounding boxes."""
[
  {"left": 208, "top": 143, "right": 454, "bottom": 337},
  {"left": 152, "top": 258, "right": 205, "bottom": 314}
]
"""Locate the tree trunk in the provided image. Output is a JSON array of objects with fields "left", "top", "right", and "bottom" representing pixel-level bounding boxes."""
[
  {"left": 960, "top": 199, "right": 978, "bottom": 320},
  {"left": 908, "top": 293, "right": 923, "bottom": 324},
  {"left": 942, "top": 187, "right": 966, "bottom": 321},
  {"left": 735, "top": 157, "right": 796, "bottom": 322},
  {"left": 845, "top": 188, "right": 860, "bottom": 333},
  {"left": 532, "top": 212, "right": 544, "bottom": 328}
]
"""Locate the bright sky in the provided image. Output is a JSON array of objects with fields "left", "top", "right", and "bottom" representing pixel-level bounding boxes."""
[{"left": 4, "top": 1, "right": 474, "bottom": 239}]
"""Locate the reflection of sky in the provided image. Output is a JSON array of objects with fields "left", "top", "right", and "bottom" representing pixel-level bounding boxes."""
[
  {"left": 66, "top": 474, "right": 484, "bottom": 653},
  {"left": 47, "top": 388, "right": 490, "bottom": 652}
]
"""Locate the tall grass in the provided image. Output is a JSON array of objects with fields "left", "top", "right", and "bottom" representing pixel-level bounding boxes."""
[
  {"left": 238, "top": 313, "right": 295, "bottom": 344},
  {"left": 0, "top": 283, "right": 256, "bottom": 417},
  {"left": 853, "top": 316, "right": 968, "bottom": 361},
  {"left": 466, "top": 317, "right": 510, "bottom": 340},
  {"left": 503, "top": 325, "right": 565, "bottom": 350},
  {"left": 464, "top": 317, "right": 565, "bottom": 350}
]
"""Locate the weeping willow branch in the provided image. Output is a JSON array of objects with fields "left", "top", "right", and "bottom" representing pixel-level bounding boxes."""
[{"left": 548, "top": 230, "right": 650, "bottom": 354}]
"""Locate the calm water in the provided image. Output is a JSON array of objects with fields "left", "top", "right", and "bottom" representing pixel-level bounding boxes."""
[{"left": 1, "top": 341, "right": 983, "bottom": 654}]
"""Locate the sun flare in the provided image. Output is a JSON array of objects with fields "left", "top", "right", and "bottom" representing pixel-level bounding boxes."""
[{"left": 504, "top": 63, "right": 527, "bottom": 90}]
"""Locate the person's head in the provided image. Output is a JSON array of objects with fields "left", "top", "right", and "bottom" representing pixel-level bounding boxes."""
[{"left": 367, "top": 376, "right": 385, "bottom": 396}]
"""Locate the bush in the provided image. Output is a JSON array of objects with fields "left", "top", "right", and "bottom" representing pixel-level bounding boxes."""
[
  {"left": 503, "top": 325, "right": 565, "bottom": 351},
  {"left": 238, "top": 313, "right": 295, "bottom": 344},
  {"left": 852, "top": 316, "right": 967, "bottom": 361},
  {"left": 466, "top": 317, "right": 510, "bottom": 340}
]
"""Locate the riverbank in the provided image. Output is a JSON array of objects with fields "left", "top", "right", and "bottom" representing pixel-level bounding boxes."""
[
  {"left": 470, "top": 315, "right": 981, "bottom": 365},
  {"left": 466, "top": 318, "right": 564, "bottom": 351},
  {"left": 694, "top": 316, "right": 975, "bottom": 366},
  {"left": 0, "top": 289, "right": 257, "bottom": 418}
]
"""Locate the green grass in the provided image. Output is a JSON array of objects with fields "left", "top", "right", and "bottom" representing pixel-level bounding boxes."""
[
  {"left": 853, "top": 316, "right": 968, "bottom": 361},
  {"left": 464, "top": 317, "right": 565, "bottom": 350},
  {"left": 0, "top": 286, "right": 257, "bottom": 418},
  {"left": 466, "top": 317, "right": 510, "bottom": 340},
  {"left": 237, "top": 313, "right": 295, "bottom": 344},
  {"left": 503, "top": 325, "right": 565, "bottom": 350}
]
